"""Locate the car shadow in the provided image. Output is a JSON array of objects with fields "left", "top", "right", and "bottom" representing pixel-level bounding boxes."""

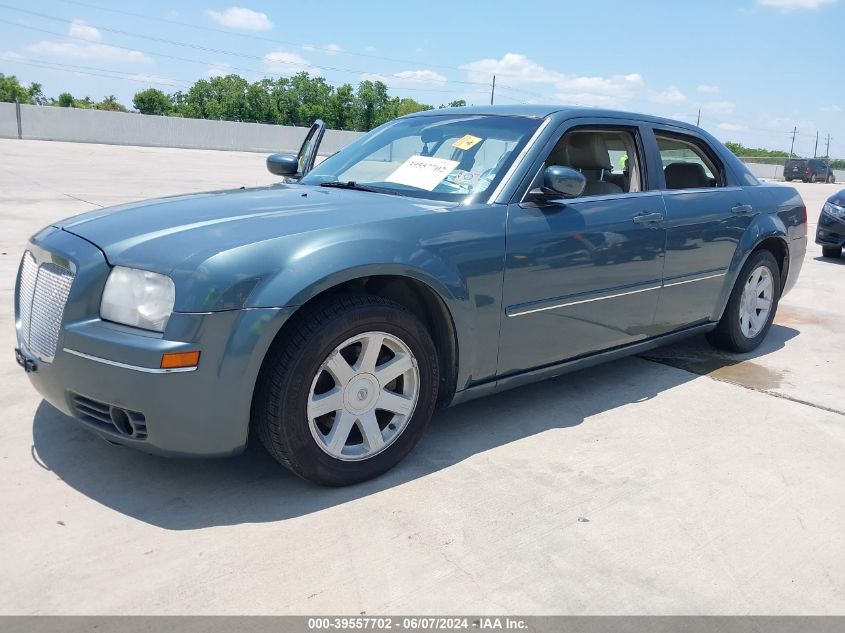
[
  {"left": 638, "top": 324, "right": 799, "bottom": 391},
  {"left": 813, "top": 255, "right": 845, "bottom": 266},
  {"left": 31, "top": 354, "right": 709, "bottom": 531}
]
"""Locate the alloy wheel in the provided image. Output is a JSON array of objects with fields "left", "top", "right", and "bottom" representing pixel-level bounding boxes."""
[
  {"left": 738, "top": 265, "right": 773, "bottom": 338},
  {"left": 307, "top": 331, "right": 419, "bottom": 461}
]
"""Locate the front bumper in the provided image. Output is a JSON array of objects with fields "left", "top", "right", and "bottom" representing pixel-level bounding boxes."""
[
  {"left": 816, "top": 212, "right": 845, "bottom": 247},
  {"left": 15, "top": 228, "right": 294, "bottom": 457}
]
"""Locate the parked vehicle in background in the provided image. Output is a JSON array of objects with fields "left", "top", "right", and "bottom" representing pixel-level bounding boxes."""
[
  {"left": 14, "top": 106, "right": 807, "bottom": 485},
  {"left": 784, "top": 158, "right": 836, "bottom": 183},
  {"left": 816, "top": 189, "right": 845, "bottom": 258}
]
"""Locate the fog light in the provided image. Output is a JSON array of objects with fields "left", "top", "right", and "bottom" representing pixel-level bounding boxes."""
[{"left": 160, "top": 351, "right": 200, "bottom": 369}]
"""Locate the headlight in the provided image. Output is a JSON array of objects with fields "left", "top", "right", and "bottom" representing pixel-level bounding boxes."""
[
  {"left": 823, "top": 201, "right": 845, "bottom": 219},
  {"left": 100, "top": 266, "right": 175, "bottom": 332}
]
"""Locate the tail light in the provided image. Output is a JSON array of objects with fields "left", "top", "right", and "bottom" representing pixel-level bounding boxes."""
[{"left": 802, "top": 205, "right": 807, "bottom": 224}]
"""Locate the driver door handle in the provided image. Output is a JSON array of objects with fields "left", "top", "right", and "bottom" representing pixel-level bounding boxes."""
[{"left": 632, "top": 211, "right": 664, "bottom": 224}]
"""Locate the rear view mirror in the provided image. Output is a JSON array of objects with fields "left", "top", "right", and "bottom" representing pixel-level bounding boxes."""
[
  {"left": 266, "top": 153, "right": 299, "bottom": 177},
  {"left": 529, "top": 165, "right": 587, "bottom": 201}
]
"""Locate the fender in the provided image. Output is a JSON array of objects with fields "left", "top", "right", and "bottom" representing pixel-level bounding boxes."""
[
  {"left": 240, "top": 212, "right": 507, "bottom": 390},
  {"left": 710, "top": 211, "right": 789, "bottom": 322}
]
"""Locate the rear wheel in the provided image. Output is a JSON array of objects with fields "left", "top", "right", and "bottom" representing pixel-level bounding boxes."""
[
  {"left": 810, "top": 174, "right": 818, "bottom": 183},
  {"left": 822, "top": 246, "right": 842, "bottom": 259},
  {"left": 707, "top": 250, "right": 781, "bottom": 353},
  {"left": 784, "top": 177, "right": 793, "bottom": 182},
  {"left": 828, "top": 174, "right": 836, "bottom": 184},
  {"left": 253, "top": 294, "right": 439, "bottom": 486}
]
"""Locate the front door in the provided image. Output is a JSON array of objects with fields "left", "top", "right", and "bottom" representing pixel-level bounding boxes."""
[{"left": 498, "top": 123, "right": 667, "bottom": 377}]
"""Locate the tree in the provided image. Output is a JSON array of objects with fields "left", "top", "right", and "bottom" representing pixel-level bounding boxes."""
[
  {"left": 27, "top": 82, "right": 47, "bottom": 105},
  {"left": 355, "top": 80, "right": 391, "bottom": 131},
  {"left": 96, "top": 95, "right": 128, "bottom": 112},
  {"left": 0, "top": 73, "right": 30, "bottom": 103},
  {"left": 133, "top": 88, "right": 172, "bottom": 115},
  {"left": 57, "top": 92, "right": 75, "bottom": 108}
]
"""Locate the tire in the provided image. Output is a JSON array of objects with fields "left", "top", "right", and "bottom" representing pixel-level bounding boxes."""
[
  {"left": 828, "top": 174, "right": 836, "bottom": 184},
  {"left": 822, "top": 246, "right": 842, "bottom": 259},
  {"left": 810, "top": 174, "right": 818, "bottom": 183},
  {"left": 707, "top": 250, "right": 781, "bottom": 353},
  {"left": 784, "top": 177, "right": 792, "bottom": 182},
  {"left": 253, "top": 294, "right": 439, "bottom": 486}
]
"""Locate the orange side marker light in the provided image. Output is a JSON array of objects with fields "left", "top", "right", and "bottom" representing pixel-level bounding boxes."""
[{"left": 160, "top": 351, "right": 201, "bottom": 369}]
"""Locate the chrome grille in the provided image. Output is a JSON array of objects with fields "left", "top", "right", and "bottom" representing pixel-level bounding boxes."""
[{"left": 17, "top": 250, "right": 74, "bottom": 361}]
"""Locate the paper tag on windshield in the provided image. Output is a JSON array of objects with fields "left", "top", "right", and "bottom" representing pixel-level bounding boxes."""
[
  {"left": 385, "top": 155, "right": 459, "bottom": 191},
  {"left": 452, "top": 134, "right": 482, "bottom": 151}
]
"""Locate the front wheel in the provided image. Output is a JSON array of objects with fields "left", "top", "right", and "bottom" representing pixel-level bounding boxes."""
[
  {"left": 253, "top": 294, "right": 439, "bottom": 486},
  {"left": 810, "top": 174, "right": 818, "bottom": 183},
  {"left": 822, "top": 246, "right": 842, "bottom": 259},
  {"left": 707, "top": 250, "right": 781, "bottom": 353},
  {"left": 828, "top": 174, "right": 836, "bottom": 184}
]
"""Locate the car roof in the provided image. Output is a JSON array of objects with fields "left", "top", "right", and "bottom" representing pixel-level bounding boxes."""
[{"left": 404, "top": 104, "right": 706, "bottom": 131}]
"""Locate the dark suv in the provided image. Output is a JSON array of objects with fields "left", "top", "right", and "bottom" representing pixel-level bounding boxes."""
[{"left": 784, "top": 158, "right": 836, "bottom": 183}]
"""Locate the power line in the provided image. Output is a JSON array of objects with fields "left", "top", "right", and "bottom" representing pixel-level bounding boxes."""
[
  {"left": 55, "top": 0, "right": 484, "bottom": 76},
  {"left": 0, "top": 19, "right": 485, "bottom": 98},
  {"left": 0, "top": 4, "right": 496, "bottom": 89},
  {"left": 2, "top": 56, "right": 193, "bottom": 88}
]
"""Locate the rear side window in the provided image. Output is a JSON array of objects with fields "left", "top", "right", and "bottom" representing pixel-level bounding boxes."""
[{"left": 656, "top": 133, "right": 723, "bottom": 190}]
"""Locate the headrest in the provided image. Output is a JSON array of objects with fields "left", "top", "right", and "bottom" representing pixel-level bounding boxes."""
[
  {"left": 564, "top": 133, "right": 612, "bottom": 170},
  {"left": 664, "top": 162, "right": 708, "bottom": 189}
]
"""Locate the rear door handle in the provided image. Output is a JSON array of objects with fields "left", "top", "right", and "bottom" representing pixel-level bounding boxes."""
[
  {"left": 732, "top": 203, "right": 754, "bottom": 215},
  {"left": 632, "top": 212, "right": 664, "bottom": 224}
]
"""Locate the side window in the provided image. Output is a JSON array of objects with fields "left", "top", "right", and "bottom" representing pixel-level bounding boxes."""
[
  {"left": 656, "top": 133, "right": 723, "bottom": 190},
  {"left": 540, "top": 127, "right": 643, "bottom": 197}
]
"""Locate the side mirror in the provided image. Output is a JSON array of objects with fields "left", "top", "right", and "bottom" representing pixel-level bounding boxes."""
[
  {"left": 266, "top": 153, "right": 299, "bottom": 177},
  {"left": 529, "top": 165, "right": 586, "bottom": 201}
]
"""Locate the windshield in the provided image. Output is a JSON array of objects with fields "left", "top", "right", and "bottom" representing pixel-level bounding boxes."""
[{"left": 300, "top": 114, "right": 542, "bottom": 202}]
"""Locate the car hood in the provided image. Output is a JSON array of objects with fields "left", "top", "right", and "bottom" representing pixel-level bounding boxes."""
[{"left": 56, "top": 184, "right": 452, "bottom": 273}]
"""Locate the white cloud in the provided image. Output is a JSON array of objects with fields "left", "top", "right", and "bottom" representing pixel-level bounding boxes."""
[
  {"left": 302, "top": 43, "right": 316, "bottom": 52},
  {"left": 821, "top": 105, "right": 844, "bottom": 113},
  {"left": 0, "top": 50, "right": 25, "bottom": 61},
  {"left": 554, "top": 73, "right": 644, "bottom": 108},
  {"left": 718, "top": 122, "right": 747, "bottom": 132},
  {"left": 462, "top": 53, "right": 644, "bottom": 108},
  {"left": 263, "top": 51, "right": 315, "bottom": 75},
  {"left": 325, "top": 43, "right": 343, "bottom": 56},
  {"left": 697, "top": 84, "right": 720, "bottom": 94},
  {"left": 701, "top": 100, "right": 736, "bottom": 115},
  {"left": 27, "top": 20, "right": 151, "bottom": 63},
  {"left": 461, "top": 53, "right": 560, "bottom": 85},
  {"left": 364, "top": 46, "right": 377, "bottom": 53},
  {"left": 361, "top": 69, "right": 447, "bottom": 88},
  {"left": 127, "top": 73, "right": 179, "bottom": 87},
  {"left": 68, "top": 19, "right": 101, "bottom": 42},
  {"left": 757, "top": 0, "right": 835, "bottom": 9},
  {"left": 205, "top": 63, "right": 232, "bottom": 77},
  {"left": 650, "top": 86, "right": 687, "bottom": 104},
  {"left": 206, "top": 7, "right": 273, "bottom": 30}
]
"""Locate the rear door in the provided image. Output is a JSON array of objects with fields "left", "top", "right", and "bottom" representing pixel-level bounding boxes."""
[
  {"left": 647, "top": 127, "right": 755, "bottom": 333},
  {"left": 498, "top": 119, "right": 666, "bottom": 376}
]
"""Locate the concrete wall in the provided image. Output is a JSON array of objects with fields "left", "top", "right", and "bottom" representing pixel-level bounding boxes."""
[
  {"left": 0, "top": 102, "right": 19, "bottom": 139},
  {"left": 1, "top": 104, "right": 362, "bottom": 153}
]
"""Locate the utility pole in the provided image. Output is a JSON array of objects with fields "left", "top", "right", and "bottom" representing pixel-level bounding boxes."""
[
  {"left": 696, "top": 108, "right": 701, "bottom": 127},
  {"left": 789, "top": 126, "right": 798, "bottom": 159},
  {"left": 825, "top": 134, "right": 832, "bottom": 167},
  {"left": 814, "top": 131, "right": 819, "bottom": 158},
  {"left": 490, "top": 75, "right": 496, "bottom": 106}
]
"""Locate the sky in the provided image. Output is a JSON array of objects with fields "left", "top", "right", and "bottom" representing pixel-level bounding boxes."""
[{"left": 1, "top": 0, "right": 843, "bottom": 157}]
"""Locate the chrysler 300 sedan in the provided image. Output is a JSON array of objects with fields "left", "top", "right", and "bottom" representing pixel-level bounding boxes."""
[{"left": 15, "top": 106, "right": 807, "bottom": 485}]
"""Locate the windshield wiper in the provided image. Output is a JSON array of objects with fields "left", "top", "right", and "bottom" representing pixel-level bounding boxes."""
[{"left": 318, "top": 181, "right": 400, "bottom": 196}]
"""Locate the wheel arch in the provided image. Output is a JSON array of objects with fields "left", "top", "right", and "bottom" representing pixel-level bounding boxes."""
[
  {"left": 251, "top": 271, "right": 461, "bottom": 419},
  {"left": 712, "top": 224, "right": 789, "bottom": 322}
]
